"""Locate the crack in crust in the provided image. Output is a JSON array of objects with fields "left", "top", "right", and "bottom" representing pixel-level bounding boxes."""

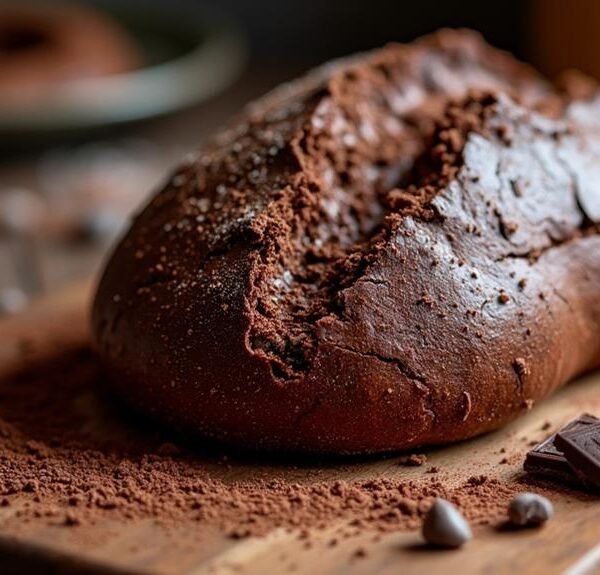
[
  {"left": 242, "top": 61, "right": 550, "bottom": 380},
  {"left": 248, "top": 91, "right": 600, "bottom": 382}
]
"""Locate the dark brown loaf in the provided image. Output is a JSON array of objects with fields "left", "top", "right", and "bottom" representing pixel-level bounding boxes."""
[{"left": 92, "top": 30, "right": 600, "bottom": 454}]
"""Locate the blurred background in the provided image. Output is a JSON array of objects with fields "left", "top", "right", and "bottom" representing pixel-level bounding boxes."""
[{"left": 0, "top": 0, "right": 596, "bottom": 315}]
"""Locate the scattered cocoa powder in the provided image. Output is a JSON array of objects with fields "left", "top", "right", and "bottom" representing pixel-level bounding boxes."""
[{"left": 0, "top": 345, "right": 580, "bottom": 541}]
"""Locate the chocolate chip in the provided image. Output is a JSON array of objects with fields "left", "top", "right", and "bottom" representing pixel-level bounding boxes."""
[
  {"left": 422, "top": 498, "right": 472, "bottom": 548},
  {"left": 508, "top": 493, "right": 553, "bottom": 527}
]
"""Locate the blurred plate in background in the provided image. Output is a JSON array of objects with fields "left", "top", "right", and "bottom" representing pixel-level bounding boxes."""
[{"left": 0, "top": 0, "right": 246, "bottom": 139}]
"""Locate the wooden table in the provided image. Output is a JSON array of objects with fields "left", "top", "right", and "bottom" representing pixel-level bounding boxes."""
[{"left": 0, "top": 282, "right": 599, "bottom": 575}]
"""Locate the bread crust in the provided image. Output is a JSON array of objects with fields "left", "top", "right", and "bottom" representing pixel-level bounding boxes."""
[{"left": 92, "top": 30, "right": 600, "bottom": 453}]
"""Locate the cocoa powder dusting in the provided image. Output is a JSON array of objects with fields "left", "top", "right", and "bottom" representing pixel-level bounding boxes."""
[{"left": 0, "top": 345, "right": 570, "bottom": 540}]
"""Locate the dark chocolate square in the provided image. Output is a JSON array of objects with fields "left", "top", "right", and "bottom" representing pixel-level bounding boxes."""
[
  {"left": 524, "top": 414, "right": 599, "bottom": 485},
  {"left": 555, "top": 422, "right": 600, "bottom": 489}
]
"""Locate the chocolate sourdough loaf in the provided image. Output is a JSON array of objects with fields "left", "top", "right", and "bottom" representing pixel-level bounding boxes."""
[{"left": 93, "top": 30, "right": 600, "bottom": 453}]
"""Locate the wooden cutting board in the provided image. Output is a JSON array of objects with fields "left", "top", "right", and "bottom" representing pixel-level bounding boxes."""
[{"left": 0, "top": 281, "right": 599, "bottom": 575}]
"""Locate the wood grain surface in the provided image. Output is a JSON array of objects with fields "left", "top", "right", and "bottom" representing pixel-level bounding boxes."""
[{"left": 0, "top": 282, "right": 598, "bottom": 575}]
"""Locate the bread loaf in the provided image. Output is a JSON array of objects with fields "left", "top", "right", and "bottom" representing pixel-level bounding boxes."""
[{"left": 93, "top": 30, "right": 600, "bottom": 453}]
